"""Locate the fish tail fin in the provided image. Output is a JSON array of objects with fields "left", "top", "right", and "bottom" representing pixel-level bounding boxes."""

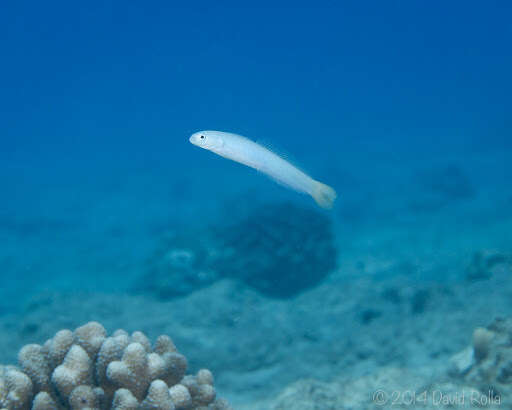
[{"left": 312, "top": 180, "right": 337, "bottom": 209}]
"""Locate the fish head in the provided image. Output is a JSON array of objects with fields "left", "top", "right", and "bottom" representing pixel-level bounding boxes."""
[{"left": 189, "top": 131, "right": 225, "bottom": 152}]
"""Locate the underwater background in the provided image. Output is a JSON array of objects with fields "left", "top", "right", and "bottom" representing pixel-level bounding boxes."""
[{"left": 1, "top": 2, "right": 511, "bottom": 409}]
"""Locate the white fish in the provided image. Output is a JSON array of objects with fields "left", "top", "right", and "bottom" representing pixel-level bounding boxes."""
[{"left": 189, "top": 130, "right": 337, "bottom": 209}]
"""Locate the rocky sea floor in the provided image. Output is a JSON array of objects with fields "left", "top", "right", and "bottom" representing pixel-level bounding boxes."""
[
  {"left": 1, "top": 152, "right": 511, "bottom": 409},
  {"left": 1, "top": 250, "right": 511, "bottom": 408}
]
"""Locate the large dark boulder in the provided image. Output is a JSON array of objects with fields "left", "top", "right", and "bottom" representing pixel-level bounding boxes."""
[
  {"left": 213, "top": 202, "right": 337, "bottom": 298},
  {"left": 136, "top": 202, "right": 337, "bottom": 299}
]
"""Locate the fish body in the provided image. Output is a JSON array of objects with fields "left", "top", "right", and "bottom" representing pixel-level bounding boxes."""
[{"left": 189, "top": 130, "right": 337, "bottom": 209}]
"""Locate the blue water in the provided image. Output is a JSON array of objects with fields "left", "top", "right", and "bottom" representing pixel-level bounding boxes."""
[{"left": 1, "top": 2, "right": 511, "bottom": 407}]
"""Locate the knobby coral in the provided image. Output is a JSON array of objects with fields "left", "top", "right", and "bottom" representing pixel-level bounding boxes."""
[
  {"left": 450, "top": 317, "right": 512, "bottom": 405},
  {"left": 0, "top": 322, "right": 231, "bottom": 410}
]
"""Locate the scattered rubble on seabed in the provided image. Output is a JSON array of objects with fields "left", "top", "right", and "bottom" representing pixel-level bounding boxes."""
[{"left": 1, "top": 245, "right": 511, "bottom": 409}]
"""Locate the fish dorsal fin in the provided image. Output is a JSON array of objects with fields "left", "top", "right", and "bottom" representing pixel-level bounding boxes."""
[{"left": 255, "top": 138, "right": 307, "bottom": 173}]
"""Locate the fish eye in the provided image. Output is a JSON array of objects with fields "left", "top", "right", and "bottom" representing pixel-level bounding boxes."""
[{"left": 200, "top": 135, "right": 205, "bottom": 139}]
